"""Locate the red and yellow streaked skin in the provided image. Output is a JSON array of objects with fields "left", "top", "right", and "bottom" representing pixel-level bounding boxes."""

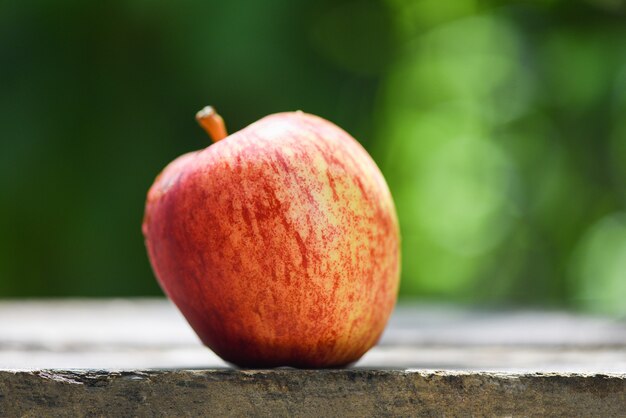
[{"left": 143, "top": 111, "right": 400, "bottom": 368}]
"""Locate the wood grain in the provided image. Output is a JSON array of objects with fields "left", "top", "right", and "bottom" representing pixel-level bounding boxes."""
[{"left": 1, "top": 299, "right": 625, "bottom": 416}]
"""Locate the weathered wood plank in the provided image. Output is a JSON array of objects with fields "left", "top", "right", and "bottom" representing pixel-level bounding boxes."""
[
  {"left": 1, "top": 299, "right": 625, "bottom": 372},
  {"left": 1, "top": 300, "right": 625, "bottom": 416},
  {"left": 1, "top": 369, "right": 624, "bottom": 417}
]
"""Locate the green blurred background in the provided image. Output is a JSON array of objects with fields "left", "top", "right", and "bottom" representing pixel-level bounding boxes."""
[{"left": 1, "top": 0, "right": 625, "bottom": 314}]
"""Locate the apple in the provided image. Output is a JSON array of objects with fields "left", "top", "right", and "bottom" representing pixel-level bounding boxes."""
[{"left": 142, "top": 106, "right": 400, "bottom": 368}]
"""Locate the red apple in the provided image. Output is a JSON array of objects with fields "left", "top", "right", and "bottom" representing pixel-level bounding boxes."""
[{"left": 143, "top": 107, "right": 400, "bottom": 368}]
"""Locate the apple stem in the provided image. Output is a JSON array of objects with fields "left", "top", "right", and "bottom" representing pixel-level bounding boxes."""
[{"left": 196, "top": 106, "right": 228, "bottom": 142}]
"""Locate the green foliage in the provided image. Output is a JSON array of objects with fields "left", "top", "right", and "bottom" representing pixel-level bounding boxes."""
[
  {"left": 1, "top": 0, "right": 624, "bottom": 314},
  {"left": 376, "top": 1, "right": 626, "bottom": 313}
]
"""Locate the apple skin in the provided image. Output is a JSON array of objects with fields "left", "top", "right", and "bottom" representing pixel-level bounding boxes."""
[{"left": 143, "top": 111, "right": 400, "bottom": 368}]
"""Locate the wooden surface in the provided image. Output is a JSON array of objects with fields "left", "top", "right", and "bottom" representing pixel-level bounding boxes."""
[
  {"left": 2, "top": 369, "right": 625, "bottom": 417},
  {"left": 1, "top": 299, "right": 625, "bottom": 416},
  {"left": 1, "top": 299, "right": 625, "bottom": 372}
]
